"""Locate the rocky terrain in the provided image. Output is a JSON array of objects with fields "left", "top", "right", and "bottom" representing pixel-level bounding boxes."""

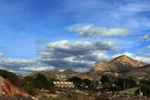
[
  {"left": 124, "top": 64, "right": 150, "bottom": 80},
  {"left": 29, "top": 68, "right": 81, "bottom": 80},
  {"left": 0, "top": 76, "right": 29, "bottom": 97},
  {"left": 77, "top": 55, "right": 147, "bottom": 80},
  {"left": 28, "top": 55, "right": 149, "bottom": 81},
  {"left": 92, "top": 55, "right": 146, "bottom": 72}
]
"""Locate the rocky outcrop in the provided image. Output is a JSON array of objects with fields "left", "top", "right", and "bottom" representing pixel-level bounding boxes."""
[
  {"left": 0, "top": 76, "right": 29, "bottom": 97},
  {"left": 78, "top": 55, "right": 148, "bottom": 80},
  {"left": 111, "top": 55, "right": 147, "bottom": 68},
  {"left": 93, "top": 55, "right": 147, "bottom": 72}
]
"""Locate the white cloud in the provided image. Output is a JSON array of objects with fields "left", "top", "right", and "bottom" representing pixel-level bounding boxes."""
[
  {"left": 8, "top": 70, "right": 30, "bottom": 75},
  {"left": 0, "top": 52, "right": 4, "bottom": 57},
  {"left": 38, "top": 40, "right": 119, "bottom": 70},
  {"left": 0, "top": 39, "right": 118, "bottom": 74},
  {"left": 20, "top": 66, "right": 54, "bottom": 71},
  {"left": 70, "top": 25, "right": 131, "bottom": 37},
  {"left": 111, "top": 52, "right": 135, "bottom": 59},
  {"left": 139, "top": 34, "right": 150, "bottom": 41},
  {"left": 74, "top": 67, "right": 89, "bottom": 72},
  {"left": 59, "top": 69, "right": 65, "bottom": 72},
  {"left": 144, "top": 53, "right": 150, "bottom": 57},
  {"left": 134, "top": 56, "right": 150, "bottom": 64},
  {"left": 0, "top": 58, "right": 55, "bottom": 74},
  {"left": 118, "top": 3, "right": 150, "bottom": 13},
  {"left": 147, "top": 45, "right": 150, "bottom": 50},
  {"left": 112, "top": 52, "right": 150, "bottom": 64},
  {"left": 36, "top": 38, "right": 46, "bottom": 46}
]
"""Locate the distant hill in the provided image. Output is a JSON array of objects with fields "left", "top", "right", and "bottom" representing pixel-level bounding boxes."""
[
  {"left": 28, "top": 55, "right": 148, "bottom": 81},
  {"left": 29, "top": 68, "right": 81, "bottom": 80}
]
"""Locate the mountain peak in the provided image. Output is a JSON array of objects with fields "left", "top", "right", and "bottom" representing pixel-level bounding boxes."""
[
  {"left": 62, "top": 68, "right": 74, "bottom": 74},
  {"left": 91, "top": 55, "right": 147, "bottom": 73},
  {"left": 113, "top": 55, "right": 129, "bottom": 60},
  {"left": 111, "top": 55, "right": 147, "bottom": 68},
  {"left": 65, "top": 68, "right": 74, "bottom": 71},
  {"left": 119, "top": 55, "right": 127, "bottom": 57}
]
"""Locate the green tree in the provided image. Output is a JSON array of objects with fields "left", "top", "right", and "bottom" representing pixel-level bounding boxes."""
[
  {"left": 68, "top": 77, "right": 83, "bottom": 87},
  {"left": 83, "top": 78, "right": 91, "bottom": 86},
  {"left": 23, "top": 82, "right": 35, "bottom": 95},
  {"left": 100, "top": 75, "right": 110, "bottom": 84},
  {"left": 0, "top": 69, "right": 24, "bottom": 87},
  {"left": 90, "top": 81, "right": 97, "bottom": 90},
  {"left": 23, "top": 74, "right": 55, "bottom": 90},
  {"left": 49, "top": 87, "right": 55, "bottom": 94},
  {"left": 35, "top": 73, "right": 54, "bottom": 89},
  {"left": 116, "top": 77, "right": 137, "bottom": 90},
  {"left": 126, "top": 77, "right": 137, "bottom": 88},
  {"left": 141, "top": 84, "right": 147, "bottom": 96}
]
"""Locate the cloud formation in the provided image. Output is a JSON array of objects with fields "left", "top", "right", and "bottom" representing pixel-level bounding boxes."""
[
  {"left": 36, "top": 38, "right": 46, "bottom": 46},
  {"left": 139, "top": 34, "right": 150, "bottom": 41},
  {"left": 0, "top": 40, "right": 119, "bottom": 74},
  {"left": 0, "top": 52, "right": 4, "bottom": 57},
  {"left": 0, "top": 58, "right": 55, "bottom": 74},
  {"left": 70, "top": 25, "right": 131, "bottom": 38},
  {"left": 39, "top": 40, "right": 118, "bottom": 69},
  {"left": 147, "top": 45, "right": 150, "bottom": 50}
]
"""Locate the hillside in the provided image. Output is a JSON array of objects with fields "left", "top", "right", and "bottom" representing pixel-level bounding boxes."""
[
  {"left": 29, "top": 68, "right": 81, "bottom": 80},
  {"left": 0, "top": 76, "right": 29, "bottom": 97},
  {"left": 93, "top": 55, "right": 147, "bottom": 72},
  {"left": 78, "top": 55, "right": 147, "bottom": 80},
  {"left": 28, "top": 55, "right": 148, "bottom": 81},
  {"left": 123, "top": 64, "right": 150, "bottom": 80}
]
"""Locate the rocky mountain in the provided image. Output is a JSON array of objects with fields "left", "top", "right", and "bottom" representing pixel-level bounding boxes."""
[
  {"left": 29, "top": 68, "right": 81, "bottom": 80},
  {"left": 123, "top": 64, "right": 150, "bottom": 80},
  {"left": 93, "top": 55, "right": 147, "bottom": 72},
  {"left": 78, "top": 55, "right": 147, "bottom": 80},
  {"left": 28, "top": 55, "right": 148, "bottom": 81}
]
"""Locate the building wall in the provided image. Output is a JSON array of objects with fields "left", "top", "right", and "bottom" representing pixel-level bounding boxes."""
[{"left": 53, "top": 81, "right": 74, "bottom": 88}]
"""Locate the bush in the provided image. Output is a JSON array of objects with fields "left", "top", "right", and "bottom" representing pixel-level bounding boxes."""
[
  {"left": 101, "top": 75, "right": 110, "bottom": 84},
  {"left": 49, "top": 87, "right": 55, "bottom": 94},
  {"left": 0, "top": 69, "right": 24, "bottom": 87},
  {"left": 23, "top": 82, "right": 35, "bottom": 95}
]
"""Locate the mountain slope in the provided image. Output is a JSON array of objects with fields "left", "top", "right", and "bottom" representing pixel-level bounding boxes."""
[
  {"left": 78, "top": 55, "right": 147, "bottom": 80},
  {"left": 28, "top": 55, "right": 148, "bottom": 80},
  {"left": 29, "top": 68, "right": 81, "bottom": 80},
  {"left": 93, "top": 55, "right": 147, "bottom": 72},
  {"left": 0, "top": 76, "right": 29, "bottom": 97},
  {"left": 124, "top": 64, "right": 150, "bottom": 79}
]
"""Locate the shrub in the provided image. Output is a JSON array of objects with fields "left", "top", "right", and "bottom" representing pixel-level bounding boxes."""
[{"left": 49, "top": 87, "right": 55, "bottom": 94}]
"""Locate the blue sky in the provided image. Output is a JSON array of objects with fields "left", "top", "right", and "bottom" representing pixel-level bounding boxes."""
[{"left": 0, "top": 0, "right": 150, "bottom": 75}]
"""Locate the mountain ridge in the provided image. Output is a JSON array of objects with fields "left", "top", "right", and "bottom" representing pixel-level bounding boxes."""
[{"left": 28, "top": 55, "right": 148, "bottom": 80}]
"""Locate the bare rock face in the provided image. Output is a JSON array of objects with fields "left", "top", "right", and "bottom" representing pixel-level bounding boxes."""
[
  {"left": 111, "top": 55, "right": 147, "bottom": 68},
  {"left": 93, "top": 55, "right": 147, "bottom": 72},
  {"left": 77, "top": 55, "right": 148, "bottom": 80},
  {"left": 93, "top": 61, "right": 117, "bottom": 72},
  {"left": 0, "top": 76, "right": 29, "bottom": 97}
]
